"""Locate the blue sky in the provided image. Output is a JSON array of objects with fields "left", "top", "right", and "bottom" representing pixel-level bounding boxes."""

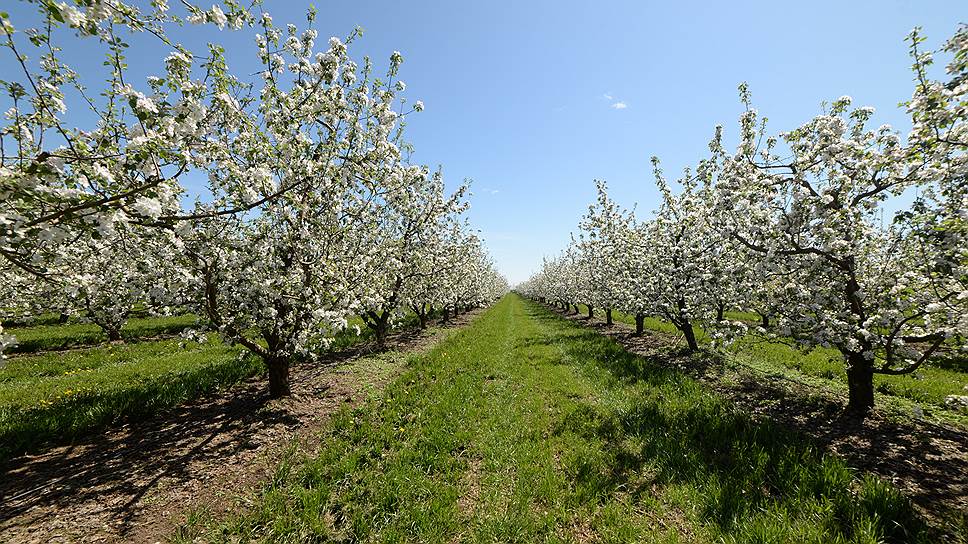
[{"left": 3, "top": 1, "right": 963, "bottom": 283}]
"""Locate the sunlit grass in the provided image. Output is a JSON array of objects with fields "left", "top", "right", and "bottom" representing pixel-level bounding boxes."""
[
  {"left": 0, "top": 309, "right": 446, "bottom": 463},
  {"left": 0, "top": 336, "right": 259, "bottom": 461},
  {"left": 4, "top": 314, "right": 200, "bottom": 353},
  {"left": 572, "top": 304, "right": 968, "bottom": 422},
  {"left": 205, "top": 295, "right": 931, "bottom": 543}
]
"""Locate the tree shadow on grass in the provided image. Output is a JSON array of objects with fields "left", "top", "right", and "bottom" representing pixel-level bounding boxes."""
[
  {"left": 0, "top": 375, "right": 290, "bottom": 535},
  {"left": 527, "top": 300, "right": 963, "bottom": 542},
  {"left": 523, "top": 304, "right": 727, "bottom": 385},
  {"left": 0, "top": 309, "right": 485, "bottom": 542}
]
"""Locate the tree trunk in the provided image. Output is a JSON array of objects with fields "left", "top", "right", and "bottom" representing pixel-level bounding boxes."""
[
  {"left": 759, "top": 312, "right": 770, "bottom": 328},
  {"left": 605, "top": 308, "right": 613, "bottom": 326},
  {"left": 681, "top": 320, "right": 699, "bottom": 352},
  {"left": 58, "top": 312, "right": 69, "bottom": 324},
  {"left": 418, "top": 312, "right": 428, "bottom": 329},
  {"left": 842, "top": 257, "right": 873, "bottom": 415},
  {"left": 375, "top": 321, "right": 389, "bottom": 346},
  {"left": 716, "top": 303, "right": 725, "bottom": 322},
  {"left": 106, "top": 327, "right": 122, "bottom": 342},
  {"left": 573, "top": 304, "right": 580, "bottom": 314},
  {"left": 364, "top": 311, "right": 390, "bottom": 347},
  {"left": 635, "top": 314, "right": 645, "bottom": 335},
  {"left": 587, "top": 306, "right": 594, "bottom": 319},
  {"left": 266, "top": 356, "right": 291, "bottom": 398},
  {"left": 846, "top": 354, "right": 874, "bottom": 414}
]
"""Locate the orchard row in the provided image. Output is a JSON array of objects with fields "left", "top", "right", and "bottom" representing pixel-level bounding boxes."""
[
  {"left": 519, "top": 25, "right": 967, "bottom": 413},
  {"left": 0, "top": 2, "right": 507, "bottom": 396}
]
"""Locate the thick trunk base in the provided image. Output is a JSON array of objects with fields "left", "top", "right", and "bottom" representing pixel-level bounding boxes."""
[
  {"left": 681, "top": 321, "right": 699, "bottom": 352},
  {"left": 846, "top": 359, "right": 874, "bottom": 415},
  {"left": 605, "top": 308, "right": 613, "bottom": 326},
  {"left": 267, "top": 358, "right": 291, "bottom": 398},
  {"left": 635, "top": 314, "right": 645, "bottom": 335},
  {"left": 372, "top": 320, "right": 389, "bottom": 347}
]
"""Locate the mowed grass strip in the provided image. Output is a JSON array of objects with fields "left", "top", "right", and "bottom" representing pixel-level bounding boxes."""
[
  {"left": 0, "top": 336, "right": 260, "bottom": 462},
  {"left": 576, "top": 304, "right": 968, "bottom": 420},
  {"left": 212, "top": 294, "right": 929, "bottom": 543},
  {"left": 0, "top": 312, "right": 431, "bottom": 463},
  {"left": 4, "top": 314, "right": 201, "bottom": 353}
]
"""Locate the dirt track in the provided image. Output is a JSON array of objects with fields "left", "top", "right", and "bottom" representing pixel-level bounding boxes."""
[{"left": 0, "top": 311, "right": 481, "bottom": 543}]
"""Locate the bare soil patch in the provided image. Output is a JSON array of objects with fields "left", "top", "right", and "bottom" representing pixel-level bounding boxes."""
[
  {"left": 456, "top": 455, "right": 482, "bottom": 517},
  {"left": 0, "top": 311, "right": 482, "bottom": 543}
]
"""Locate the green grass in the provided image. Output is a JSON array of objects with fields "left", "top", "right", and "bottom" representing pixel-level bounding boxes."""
[
  {"left": 0, "top": 309, "right": 447, "bottom": 463},
  {"left": 4, "top": 307, "right": 448, "bottom": 356},
  {"left": 725, "top": 310, "right": 762, "bottom": 322},
  {"left": 729, "top": 337, "right": 968, "bottom": 410},
  {"left": 1, "top": 311, "right": 70, "bottom": 328},
  {"left": 0, "top": 336, "right": 261, "bottom": 461},
  {"left": 205, "top": 294, "right": 933, "bottom": 543},
  {"left": 574, "top": 304, "right": 968, "bottom": 423},
  {"left": 4, "top": 314, "right": 201, "bottom": 353},
  {"left": 329, "top": 312, "right": 436, "bottom": 352},
  {"left": 329, "top": 315, "right": 372, "bottom": 351}
]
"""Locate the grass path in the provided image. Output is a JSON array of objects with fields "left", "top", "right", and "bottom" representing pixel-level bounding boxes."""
[{"left": 217, "top": 294, "right": 936, "bottom": 543}]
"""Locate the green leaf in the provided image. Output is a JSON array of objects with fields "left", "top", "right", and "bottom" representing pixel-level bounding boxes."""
[{"left": 47, "top": 4, "right": 65, "bottom": 23}]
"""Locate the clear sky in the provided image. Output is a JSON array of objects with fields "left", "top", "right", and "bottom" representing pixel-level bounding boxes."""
[{"left": 3, "top": 1, "right": 963, "bottom": 284}]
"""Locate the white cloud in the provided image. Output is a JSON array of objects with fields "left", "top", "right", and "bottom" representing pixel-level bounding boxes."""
[
  {"left": 490, "top": 189, "right": 500, "bottom": 195},
  {"left": 611, "top": 101, "right": 628, "bottom": 110},
  {"left": 602, "top": 92, "right": 613, "bottom": 101}
]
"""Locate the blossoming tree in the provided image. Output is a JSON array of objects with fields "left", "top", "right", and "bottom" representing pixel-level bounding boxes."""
[{"left": 717, "top": 74, "right": 963, "bottom": 412}]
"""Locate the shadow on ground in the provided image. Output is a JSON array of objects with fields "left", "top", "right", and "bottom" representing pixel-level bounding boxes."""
[
  {"left": 534, "top": 302, "right": 968, "bottom": 541},
  {"left": 0, "top": 311, "right": 481, "bottom": 543}
]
